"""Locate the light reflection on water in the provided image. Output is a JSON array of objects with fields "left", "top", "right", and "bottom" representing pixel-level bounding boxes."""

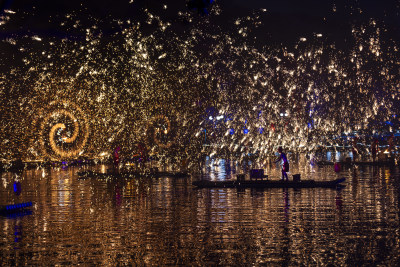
[{"left": 0, "top": 156, "right": 399, "bottom": 265}]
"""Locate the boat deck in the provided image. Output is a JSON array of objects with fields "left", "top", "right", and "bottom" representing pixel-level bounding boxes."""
[{"left": 192, "top": 177, "right": 346, "bottom": 189}]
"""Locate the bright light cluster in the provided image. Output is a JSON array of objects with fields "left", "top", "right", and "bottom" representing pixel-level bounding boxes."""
[{"left": 0, "top": 3, "right": 399, "bottom": 163}]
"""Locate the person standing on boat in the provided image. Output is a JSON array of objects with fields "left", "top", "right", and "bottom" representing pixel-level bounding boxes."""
[
  {"left": 388, "top": 134, "right": 395, "bottom": 156},
  {"left": 352, "top": 136, "right": 359, "bottom": 162},
  {"left": 113, "top": 146, "right": 121, "bottom": 172},
  {"left": 275, "top": 147, "right": 289, "bottom": 181}
]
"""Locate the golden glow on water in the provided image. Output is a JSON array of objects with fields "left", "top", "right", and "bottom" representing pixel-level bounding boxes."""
[
  {"left": 0, "top": 1, "right": 400, "bottom": 264},
  {"left": 0, "top": 161, "right": 399, "bottom": 265}
]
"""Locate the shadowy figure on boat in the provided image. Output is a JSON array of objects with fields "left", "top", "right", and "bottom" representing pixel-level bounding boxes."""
[
  {"left": 371, "top": 138, "right": 378, "bottom": 162},
  {"left": 275, "top": 147, "right": 289, "bottom": 181},
  {"left": 352, "top": 136, "right": 359, "bottom": 162},
  {"left": 113, "top": 146, "right": 121, "bottom": 173}
]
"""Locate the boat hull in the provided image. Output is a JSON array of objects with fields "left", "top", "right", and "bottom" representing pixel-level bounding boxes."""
[
  {"left": 318, "top": 160, "right": 395, "bottom": 166},
  {"left": 192, "top": 178, "right": 346, "bottom": 189}
]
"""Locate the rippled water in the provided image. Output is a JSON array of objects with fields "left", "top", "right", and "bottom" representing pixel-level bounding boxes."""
[{"left": 1, "top": 157, "right": 399, "bottom": 266}]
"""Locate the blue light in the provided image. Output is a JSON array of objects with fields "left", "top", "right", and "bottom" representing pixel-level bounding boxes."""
[
  {"left": 13, "top": 181, "right": 21, "bottom": 196},
  {"left": 187, "top": 0, "right": 214, "bottom": 15},
  {"left": 225, "top": 114, "right": 233, "bottom": 121},
  {"left": 3, "top": 202, "right": 32, "bottom": 212},
  {"left": 243, "top": 129, "right": 249, "bottom": 134},
  {"left": 308, "top": 119, "right": 314, "bottom": 128},
  {"left": 385, "top": 121, "right": 393, "bottom": 125},
  {"left": 229, "top": 129, "right": 235, "bottom": 135},
  {"left": 259, "top": 127, "right": 264, "bottom": 134}
]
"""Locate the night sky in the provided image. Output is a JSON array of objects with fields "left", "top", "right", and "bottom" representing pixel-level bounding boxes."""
[
  {"left": 1, "top": 0, "right": 400, "bottom": 72},
  {"left": 1, "top": 0, "right": 400, "bottom": 43}
]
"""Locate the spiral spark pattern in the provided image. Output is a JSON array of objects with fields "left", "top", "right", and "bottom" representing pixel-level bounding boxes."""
[
  {"left": 1, "top": 2, "right": 400, "bottom": 161},
  {"left": 36, "top": 101, "right": 89, "bottom": 159},
  {"left": 147, "top": 115, "right": 173, "bottom": 149}
]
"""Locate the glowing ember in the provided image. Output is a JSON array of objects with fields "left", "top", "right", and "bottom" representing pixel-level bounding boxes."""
[{"left": 0, "top": 2, "right": 399, "bottom": 164}]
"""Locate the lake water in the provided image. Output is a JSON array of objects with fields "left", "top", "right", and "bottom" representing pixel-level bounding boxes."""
[{"left": 1, "top": 156, "right": 399, "bottom": 266}]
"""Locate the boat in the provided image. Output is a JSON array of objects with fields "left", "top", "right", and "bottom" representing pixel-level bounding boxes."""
[
  {"left": 0, "top": 202, "right": 33, "bottom": 217},
  {"left": 317, "top": 160, "right": 396, "bottom": 167},
  {"left": 192, "top": 177, "right": 346, "bottom": 189},
  {"left": 77, "top": 170, "right": 189, "bottom": 179}
]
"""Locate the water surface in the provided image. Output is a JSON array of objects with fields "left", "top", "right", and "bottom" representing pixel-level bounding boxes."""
[{"left": 1, "top": 159, "right": 399, "bottom": 265}]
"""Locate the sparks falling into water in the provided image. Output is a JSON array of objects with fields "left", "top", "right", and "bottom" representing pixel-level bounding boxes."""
[{"left": 0, "top": 2, "right": 399, "bottom": 165}]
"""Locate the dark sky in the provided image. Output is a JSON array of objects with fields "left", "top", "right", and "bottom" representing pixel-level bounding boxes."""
[{"left": 1, "top": 0, "right": 399, "bottom": 44}]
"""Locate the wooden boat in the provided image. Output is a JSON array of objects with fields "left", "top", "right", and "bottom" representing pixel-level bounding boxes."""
[
  {"left": 353, "top": 160, "right": 396, "bottom": 166},
  {"left": 318, "top": 160, "right": 395, "bottom": 167},
  {"left": 77, "top": 170, "right": 189, "bottom": 179},
  {"left": 192, "top": 177, "right": 346, "bottom": 189}
]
